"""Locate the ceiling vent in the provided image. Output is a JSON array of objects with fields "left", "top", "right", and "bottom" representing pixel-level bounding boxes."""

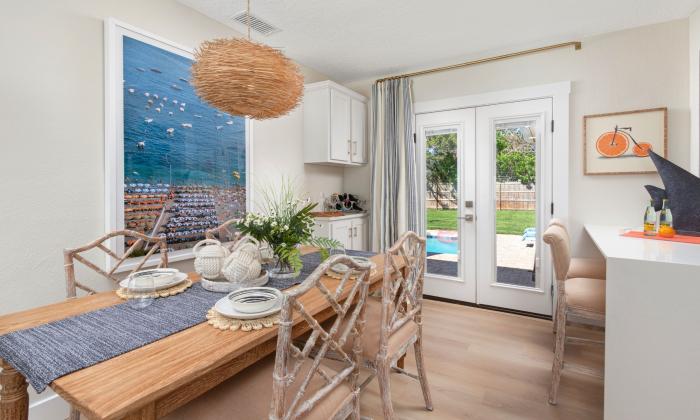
[{"left": 231, "top": 11, "right": 280, "bottom": 36}]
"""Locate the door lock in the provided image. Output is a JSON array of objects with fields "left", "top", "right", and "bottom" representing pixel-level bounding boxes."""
[{"left": 464, "top": 200, "right": 474, "bottom": 208}]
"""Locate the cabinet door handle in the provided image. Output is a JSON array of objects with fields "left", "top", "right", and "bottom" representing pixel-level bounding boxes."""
[
  {"left": 352, "top": 141, "right": 357, "bottom": 155},
  {"left": 347, "top": 140, "right": 351, "bottom": 155},
  {"left": 353, "top": 227, "right": 358, "bottom": 237},
  {"left": 348, "top": 227, "right": 353, "bottom": 238}
]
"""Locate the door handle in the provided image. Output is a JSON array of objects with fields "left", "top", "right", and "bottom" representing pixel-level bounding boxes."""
[
  {"left": 353, "top": 226, "right": 358, "bottom": 237},
  {"left": 459, "top": 214, "right": 474, "bottom": 222},
  {"left": 347, "top": 140, "right": 352, "bottom": 156},
  {"left": 352, "top": 141, "right": 357, "bottom": 155}
]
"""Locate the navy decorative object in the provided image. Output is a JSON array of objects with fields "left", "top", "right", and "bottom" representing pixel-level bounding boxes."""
[
  {"left": 610, "top": 126, "right": 700, "bottom": 234},
  {"left": 644, "top": 150, "right": 700, "bottom": 234}
]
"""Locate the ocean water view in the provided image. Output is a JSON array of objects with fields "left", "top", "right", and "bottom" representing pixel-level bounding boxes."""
[
  {"left": 123, "top": 36, "right": 246, "bottom": 187},
  {"left": 121, "top": 36, "right": 247, "bottom": 250}
]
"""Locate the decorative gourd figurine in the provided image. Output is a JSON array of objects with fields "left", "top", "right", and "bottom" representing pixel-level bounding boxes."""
[
  {"left": 222, "top": 236, "right": 262, "bottom": 285},
  {"left": 193, "top": 239, "right": 230, "bottom": 279}
]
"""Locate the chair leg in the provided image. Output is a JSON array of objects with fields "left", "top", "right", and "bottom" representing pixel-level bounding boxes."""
[
  {"left": 376, "top": 358, "right": 396, "bottom": 420},
  {"left": 552, "top": 307, "right": 558, "bottom": 334},
  {"left": 414, "top": 338, "right": 433, "bottom": 411},
  {"left": 351, "top": 391, "right": 361, "bottom": 420},
  {"left": 548, "top": 308, "right": 567, "bottom": 405}
]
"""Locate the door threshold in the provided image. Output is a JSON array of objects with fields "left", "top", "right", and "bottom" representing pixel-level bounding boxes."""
[{"left": 424, "top": 295, "right": 552, "bottom": 320}]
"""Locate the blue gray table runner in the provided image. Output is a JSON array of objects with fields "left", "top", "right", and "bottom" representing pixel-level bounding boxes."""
[{"left": 0, "top": 250, "right": 375, "bottom": 392}]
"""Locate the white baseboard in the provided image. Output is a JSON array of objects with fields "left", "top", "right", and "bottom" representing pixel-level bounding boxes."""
[{"left": 29, "top": 393, "right": 69, "bottom": 420}]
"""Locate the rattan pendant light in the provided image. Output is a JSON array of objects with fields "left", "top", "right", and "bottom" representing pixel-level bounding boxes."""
[{"left": 191, "top": 0, "right": 303, "bottom": 120}]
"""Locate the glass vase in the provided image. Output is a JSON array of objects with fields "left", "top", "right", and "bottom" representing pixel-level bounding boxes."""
[{"left": 268, "top": 255, "right": 301, "bottom": 279}]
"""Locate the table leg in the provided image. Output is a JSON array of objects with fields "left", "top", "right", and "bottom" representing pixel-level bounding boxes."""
[{"left": 0, "top": 359, "right": 28, "bottom": 420}]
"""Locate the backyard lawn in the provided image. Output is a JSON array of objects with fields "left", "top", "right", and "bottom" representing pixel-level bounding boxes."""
[{"left": 427, "top": 209, "right": 535, "bottom": 235}]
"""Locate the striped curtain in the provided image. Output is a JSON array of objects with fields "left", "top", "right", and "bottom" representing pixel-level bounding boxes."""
[{"left": 369, "top": 78, "right": 420, "bottom": 252}]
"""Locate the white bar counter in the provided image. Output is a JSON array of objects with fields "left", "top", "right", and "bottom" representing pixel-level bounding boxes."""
[{"left": 584, "top": 225, "right": 700, "bottom": 420}]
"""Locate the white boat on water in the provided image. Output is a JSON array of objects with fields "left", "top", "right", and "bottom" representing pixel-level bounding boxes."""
[
  {"left": 144, "top": 118, "right": 153, "bottom": 123},
  {"left": 137, "top": 141, "right": 145, "bottom": 149},
  {"left": 226, "top": 120, "right": 233, "bottom": 125},
  {"left": 179, "top": 107, "right": 185, "bottom": 112},
  {"left": 128, "top": 88, "right": 135, "bottom": 94},
  {"left": 181, "top": 123, "right": 192, "bottom": 128},
  {"left": 144, "top": 92, "right": 150, "bottom": 97},
  {"left": 155, "top": 107, "right": 161, "bottom": 113},
  {"left": 166, "top": 128, "right": 175, "bottom": 135}
]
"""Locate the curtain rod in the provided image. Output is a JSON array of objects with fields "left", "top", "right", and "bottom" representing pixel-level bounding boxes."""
[{"left": 375, "top": 41, "right": 581, "bottom": 83}]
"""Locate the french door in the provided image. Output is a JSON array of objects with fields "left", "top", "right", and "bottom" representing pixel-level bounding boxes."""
[{"left": 417, "top": 99, "right": 553, "bottom": 315}]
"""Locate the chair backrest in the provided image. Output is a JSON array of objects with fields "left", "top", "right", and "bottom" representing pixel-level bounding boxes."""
[
  {"left": 380, "top": 231, "right": 426, "bottom": 358},
  {"left": 548, "top": 218, "right": 571, "bottom": 243},
  {"left": 63, "top": 230, "right": 168, "bottom": 297},
  {"left": 543, "top": 224, "right": 571, "bottom": 282},
  {"left": 205, "top": 219, "right": 241, "bottom": 247},
  {"left": 270, "top": 254, "right": 372, "bottom": 420}
]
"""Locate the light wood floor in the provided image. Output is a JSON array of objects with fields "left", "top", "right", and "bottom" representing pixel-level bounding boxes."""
[{"left": 359, "top": 299, "right": 604, "bottom": 419}]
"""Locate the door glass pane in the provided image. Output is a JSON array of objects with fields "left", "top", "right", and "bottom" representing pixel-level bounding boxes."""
[
  {"left": 494, "top": 120, "right": 538, "bottom": 287},
  {"left": 425, "top": 127, "right": 459, "bottom": 278}
]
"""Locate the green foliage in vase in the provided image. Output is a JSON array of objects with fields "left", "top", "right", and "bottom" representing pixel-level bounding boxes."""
[{"left": 236, "top": 180, "right": 342, "bottom": 274}]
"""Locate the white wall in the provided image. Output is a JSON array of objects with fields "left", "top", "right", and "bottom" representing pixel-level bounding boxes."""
[
  {"left": 345, "top": 19, "right": 690, "bottom": 257},
  {"left": 690, "top": 8, "right": 700, "bottom": 176},
  {"left": 0, "top": 0, "right": 342, "bottom": 316}
]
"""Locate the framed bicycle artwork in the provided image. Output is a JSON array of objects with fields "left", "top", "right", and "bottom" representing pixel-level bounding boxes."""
[{"left": 583, "top": 107, "right": 667, "bottom": 175}]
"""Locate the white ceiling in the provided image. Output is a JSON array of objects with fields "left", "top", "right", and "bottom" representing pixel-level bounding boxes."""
[{"left": 178, "top": 0, "right": 700, "bottom": 83}]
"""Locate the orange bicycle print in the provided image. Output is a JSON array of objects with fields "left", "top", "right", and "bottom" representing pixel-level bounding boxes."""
[{"left": 595, "top": 125, "right": 652, "bottom": 158}]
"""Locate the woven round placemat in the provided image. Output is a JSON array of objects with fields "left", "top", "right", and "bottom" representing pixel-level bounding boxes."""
[
  {"left": 116, "top": 279, "right": 193, "bottom": 300},
  {"left": 206, "top": 308, "right": 280, "bottom": 332}
]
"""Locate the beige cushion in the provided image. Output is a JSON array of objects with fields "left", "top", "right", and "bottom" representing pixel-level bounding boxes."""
[
  {"left": 341, "top": 297, "right": 418, "bottom": 360},
  {"left": 566, "top": 277, "right": 606, "bottom": 315},
  {"left": 163, "top": 355, "right": 352, "bottom": 420},
  {"left": 568, "top": 257, "right": 606, "bottom": 280},
  {"left": 543, "top": 225, "right": 571, "bottom": 281}
]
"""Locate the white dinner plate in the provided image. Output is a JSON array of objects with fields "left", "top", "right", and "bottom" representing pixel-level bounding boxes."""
[
  {"left": 119, "top": 271, "right": 188, "bottom": 291},
  {"left": 331, "top": 256, "right": 376, "bottom": 274},
  {"left": 214, "top": 288, "right": 283, "bottom": 320}
]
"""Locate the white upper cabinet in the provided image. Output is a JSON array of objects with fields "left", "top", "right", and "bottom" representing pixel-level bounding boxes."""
[
  {"left": 330, "top": 89, "right": 351, "bottom": 161},
  {"left": 350, "top": 98, "right": 366, "bottom": 164},
  {"left": 303, "top": 81, "right": 367, "bottom": 166}
]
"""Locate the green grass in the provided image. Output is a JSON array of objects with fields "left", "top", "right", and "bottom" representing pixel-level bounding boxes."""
[{"left": 427, "top": 209, "right": 535, "bottom": 235}]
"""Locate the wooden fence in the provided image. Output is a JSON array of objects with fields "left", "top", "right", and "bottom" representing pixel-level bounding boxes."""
[{"left": 426, "top": 182, "right": 535, "bottom": 210}]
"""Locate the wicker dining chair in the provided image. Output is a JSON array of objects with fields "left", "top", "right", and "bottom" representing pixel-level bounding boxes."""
[
  {"left": 335, "top": 231, "right": 432, "bottom": 419},
  {"left": 205, "top": 218, "right": 241, "bottom": 246},
  {"left": 63, "top": 230, "right": 168, "bottom": 298},
  {"left": 163, "top": 254, "right": 372, "bottom": 420},
  {"left": 543, "top": 224, "right": 605, "bottom": 405}
]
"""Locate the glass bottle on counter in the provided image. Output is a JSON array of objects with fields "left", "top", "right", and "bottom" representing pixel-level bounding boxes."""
[
  {"left": 658, "top": 199, "right": 674, "bottom": 238},
  {"left": 643, "top": 200, "right": 657, "bottom": 236}
]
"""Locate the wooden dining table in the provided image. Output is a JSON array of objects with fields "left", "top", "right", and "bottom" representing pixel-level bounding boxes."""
[{"left": 0, "top": 251, "right": 401, "bottom": 420}]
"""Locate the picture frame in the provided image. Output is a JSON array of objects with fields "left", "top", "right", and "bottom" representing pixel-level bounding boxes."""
[
  {"left": 104, "top": 18, "right": 251, "bottom": 272},
  {"left": 583, "top": 107, "right": 667, "bottom": 175}
]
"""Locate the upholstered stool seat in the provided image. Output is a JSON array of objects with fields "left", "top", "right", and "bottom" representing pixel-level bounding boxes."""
[
  {"left": 565, "top": 277, "right": 606, "bottom": 315},
  {"left": 568, "top": 258, "right": 606, "bottom": 280}
]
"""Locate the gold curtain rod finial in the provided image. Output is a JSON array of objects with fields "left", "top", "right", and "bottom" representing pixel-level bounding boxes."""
[{"left": 375, "top": 41, "right": 582, "bottom": 83}]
